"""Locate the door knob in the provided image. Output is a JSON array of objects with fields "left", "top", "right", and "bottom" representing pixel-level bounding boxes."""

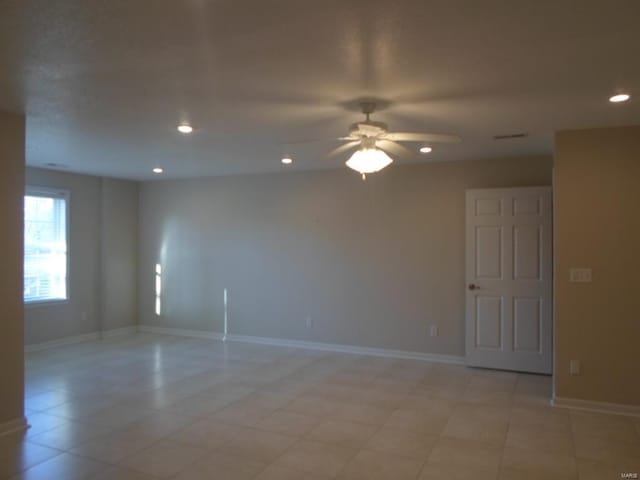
[{"left": 468, "top": 284, "right": 480, "bottom": 291}]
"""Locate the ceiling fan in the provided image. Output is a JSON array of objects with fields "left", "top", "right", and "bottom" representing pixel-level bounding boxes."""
[{"left": 288, "top": 101, "right": 461, "bottom": 178}]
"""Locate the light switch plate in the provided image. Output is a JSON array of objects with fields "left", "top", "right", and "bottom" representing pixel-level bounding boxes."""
[
  {"left": 570, "top": 268, "right": 592, "bottom": 283},
  {"left": 570, "top": 360, "right": 580, "bottom": 375}
]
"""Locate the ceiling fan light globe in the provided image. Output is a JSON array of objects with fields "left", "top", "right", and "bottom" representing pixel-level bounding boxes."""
[{"left": 345, "top": 148, "right": 393, "bottom": 174}]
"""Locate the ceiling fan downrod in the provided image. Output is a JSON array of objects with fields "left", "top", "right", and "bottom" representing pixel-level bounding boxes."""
[{"left": 360, "top": 102, "right": 376, "bottom": 122}]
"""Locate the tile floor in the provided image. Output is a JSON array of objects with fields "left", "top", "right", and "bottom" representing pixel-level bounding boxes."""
[{"left": 1, "top": 333, "right": 639, "bottom": 479}]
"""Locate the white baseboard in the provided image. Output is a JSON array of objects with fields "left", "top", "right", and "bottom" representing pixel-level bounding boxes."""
[
  {"left": 25, "top": 332, "right": 101, "bottom": 352},
  {"left": 138, "top": 325, "right": 465, "bottom": 366},
  {"left": 137, "top": 325, "right": 225, "bottom": 340},
  {"left": 552, "top": 396, "right": 640, "bottom": 418},
  {"left": 24, "top": 324, "right": 466, "bottom": 366},
  {"left": 100, "top": 325, "right": 138, "bottom": 338},
  {"left": 0, "top": 416, "right": 29, "bottom": 436},
  {"left": 25, "top": 325, "right": 138, "bottom": 352}
]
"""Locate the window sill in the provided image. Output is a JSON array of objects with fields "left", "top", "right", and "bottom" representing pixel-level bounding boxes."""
[{"left": 25, "top": 299, "right": 70, "bottom": 309}]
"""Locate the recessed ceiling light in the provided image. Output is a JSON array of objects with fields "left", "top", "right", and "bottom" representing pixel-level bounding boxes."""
[
  {"left": 153, "top": 167, "right": 164, "bottom": 174},
  {"left": 177, "top": 124, "right": 193, "bottom": 134},
  {"left": 609, "top": 93, "right": 630, "bottom": 103},
  {"left": 281, "top": 157, "right": 293, "bottom": 164},
  {"left": 419, "top": 146, "right": 432, "bottom": 154}
]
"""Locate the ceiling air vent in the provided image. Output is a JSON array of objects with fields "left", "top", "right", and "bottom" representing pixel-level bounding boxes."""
[{"left": 493, "top": 133, "right": 528, "bottom": 140}]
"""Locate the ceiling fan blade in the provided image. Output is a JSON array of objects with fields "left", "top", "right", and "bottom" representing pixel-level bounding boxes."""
[
  {"left": 327, "top": 141, "right": 360, "bottom": 157},
  {"left": 385, "top": 132, "right": 461, "bottom": 143},
  {"left": 377, "top": 140, "right": 414, "bottom": 157}
]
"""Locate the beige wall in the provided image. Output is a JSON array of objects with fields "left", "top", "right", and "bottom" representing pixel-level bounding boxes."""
[
  {"left": 25, "top": 168, "right": 138, "bottom": 345},
  {"left": 0, "top": 111, "right": 25, "bottom": 427},
  {"left": 139, "top": 156, "right": 552, "bottom": 355},
  {"left": 101, "top": 178, "right": 139, "bottom": 331},
  {"left": 555, "top": 126, "right": 640, "bottom": 406}
]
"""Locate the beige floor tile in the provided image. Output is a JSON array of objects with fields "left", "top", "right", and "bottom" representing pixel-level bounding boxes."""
[
  {"left": 337, "top": 449, "right": 425, "bottom": 480},
  {"left": 328, "top": 402, "right": 392, "bottom": 426},
  {"left": 368, "top": 377, "right": 417, "bottom": 395},
  {"left": 40, "top": 395, "right": 121, "bottom": 421},
  {"left": 118, "top": 439, "right": 207, "bottom": 478},
  {"left": 11, "top": 452, "right": 107, "bottom": 480},
  {"left": 168, "top": 419, "right": 243, "bottom": 449},
  {"left": 419, "top": 462, "right": 498, "bottom": 480},
  {"left": 164, "top": 393, "right": 232, "bottom": 417},
  {"left": 427, "top": 437, "right": 502, "bottom": 471},
  {"left": 172, "top": 452, "right": 267, "bottom": 480},
  {"left": 505, "top": 423, "right": 574, "bottom": 455},
  {"left": 22, "top": 413, "right": 69, "bottom": 436},
  {"left": 498, "top": 466, "right": 577, "bottom": 479},
  {"left": 82, "top": 403, "right": 155, "bottom": 430},
  {"left": 509, "top": 406, "right": 571, "bottom": 433},
  {"left": 384, "top": 408, "right": 451, "bottom": 436},
  {"left": 358, "top": 390, "right": 408, "bottom": 410},
  {"left": 412, "top": 383, "right": 467, "bottom": 401},
  {"left": 284, "top": 396, "right": 341, "bottom": 417},
  {"left": 443, "top": 404, "right": 509, "bottom": 447},
  {"left": 571, "top": 411, "right": 640, "bottom": 443},
  {"left": 25, "top": 334, "right": 628, "bottom": 480},
  {"left": 514, "top": 375, "right": 552, "bottom": 396},
  {"left": 243, "top": 392, "right": 294, "bottom": 409},
  {"left": 501, "top": 446, "right": 577, "bottom": 479},
  {"left": 365, "top": 426, "right": 436, "bottom": 460},
  {"left": 255, "top": 410, "right": 320, "bottom": 437},
  {"left": 122, "top": 412, "right": 196, "bottom": 438},
  {"left": 274, "top": 439, "right": 357, "bottom": 477},
  {"left": 512, "top": 393, "right": 553, "bottom": 408},
  {"left": 467, "top": 376, "right": 516, "bottom": 393},
  {"left": 462, "top": 387, "right": 514, "bottom": 408},
  {"left": 315, "top": 384, "right": 366, "bottom": 403},
  {"left": 219, "top": 427, "right": 297, "bottom": 463},
  {"left": 423, "top": 364, "right": 473, "bottom": 386},
  {"left": 209, "top": 401, "right": 275, "bottom": 427},
  {"left": 70, "top": 429, "right": 158, "bottom": 463},
  {"left": 305, "top": 420, "right": 378, "bottom": 448},
  {"left": 28, "top": 421, "right": 112, "bottom": 451},
  {"left": 25, "top": 390, "right": 76, "bottom": 412},
  {"left": 254, "top": 464, "right": 331, "bottom": 480},
  {"left": 399, "top": 394, "right": 458, "bottom": 411},
  {"left": 573, "top": 434, "right": 640, "bottom": 466},
  {"left": 89, "top": 465, "right": 159, "bottom": 480},
  {"left": 0, "top": 440, "right": 62, "bottom": 478},
  {"left": 576, "top": 458, "right": 640, "bottom": 480}
]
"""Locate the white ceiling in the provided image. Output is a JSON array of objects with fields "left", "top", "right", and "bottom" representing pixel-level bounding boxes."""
[{"left": 1, "top": 0, "right": 639, "bottom": 180}]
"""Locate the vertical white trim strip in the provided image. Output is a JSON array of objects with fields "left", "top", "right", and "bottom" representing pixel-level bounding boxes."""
[{"left": 223, "top": 288, "right": 228, "bottom": 341}]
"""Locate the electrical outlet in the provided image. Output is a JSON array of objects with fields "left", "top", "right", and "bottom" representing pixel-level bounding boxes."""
[
  {"left": 305, "top": 315, "right": 312, "bottom": 328},
  {"left": 570, "top": 268, "right": 592, "bottom": 283},
  {"left": 570, "top": 360, "right": 581, "bottom": 375},
  {"left": 430, "top": 325, "right": 439, "bottom": 337}
]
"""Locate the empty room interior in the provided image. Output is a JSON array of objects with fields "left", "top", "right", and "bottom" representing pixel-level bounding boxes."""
[{"left": 1, "top": 1, "right": 639, "bottom": 479}]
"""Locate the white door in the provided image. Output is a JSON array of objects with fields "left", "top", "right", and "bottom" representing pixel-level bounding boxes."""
[{"left": 465, "top": 187, "right": 552, "bottom": 374}]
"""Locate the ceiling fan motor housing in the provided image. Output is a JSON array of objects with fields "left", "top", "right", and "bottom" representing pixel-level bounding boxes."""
[{"left": 348, "top": 121, "right": 389, "bottom": 138}]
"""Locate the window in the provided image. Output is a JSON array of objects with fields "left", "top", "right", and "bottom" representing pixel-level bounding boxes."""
[{"left": 24, "top": 187, "right": 69, "bottom": 303}]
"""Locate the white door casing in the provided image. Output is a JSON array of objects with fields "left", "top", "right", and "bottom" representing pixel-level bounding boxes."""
[{"left": 465, "top": 187, "right": 552, "bottom": 374}]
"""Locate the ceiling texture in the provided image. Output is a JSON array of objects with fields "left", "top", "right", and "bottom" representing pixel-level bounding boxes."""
[{"left": 1, "top": 0, "right": 639, "bottom": 179}]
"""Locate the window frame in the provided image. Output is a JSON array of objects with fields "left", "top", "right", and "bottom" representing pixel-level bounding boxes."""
[{"left": 24, "top": 185, "right": 71, "bottom": 307}]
